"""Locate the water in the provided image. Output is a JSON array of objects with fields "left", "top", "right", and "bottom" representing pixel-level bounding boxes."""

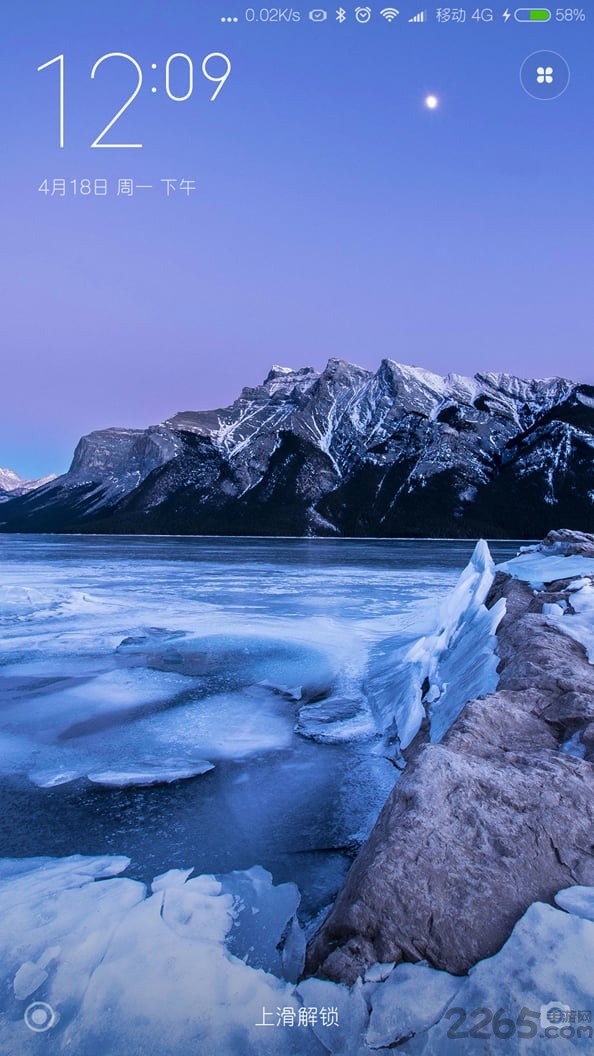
[{"left": 0, "top": 535, "right": 521, "bottom": 918}]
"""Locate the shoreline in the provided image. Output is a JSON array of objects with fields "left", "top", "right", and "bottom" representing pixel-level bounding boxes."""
[{"left": 306, "top": 529, "right": 594, "bottom": 983}]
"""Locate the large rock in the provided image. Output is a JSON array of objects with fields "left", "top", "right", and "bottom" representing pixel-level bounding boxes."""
[
  {"left": 539, "top": 527, "right": 594, "bottom": 558},
  {"left": 306, "top": 533, "right": 594, "bottom": 983}
]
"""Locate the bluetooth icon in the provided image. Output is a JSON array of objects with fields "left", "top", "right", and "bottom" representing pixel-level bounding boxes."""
[{"left": 336, "top": 7, "right": 347, "bottom": 19}]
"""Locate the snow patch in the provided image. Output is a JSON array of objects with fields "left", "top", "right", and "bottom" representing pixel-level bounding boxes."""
[
  {"left": 417, "top": 900, "right": 594, "bottom": 1054},
  {"left": 505, "top": 546, "right": 594, "bottom": 664},
  {"left": 555, "top": 885, "right": 594, "bottom": 922},
  {"left": 546, "top": 579, "right": 594, "bottom": 665}
]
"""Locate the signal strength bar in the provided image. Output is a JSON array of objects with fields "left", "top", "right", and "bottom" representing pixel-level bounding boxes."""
[{"left": 408, "top": 9, "right": 427, "bottom": 18}]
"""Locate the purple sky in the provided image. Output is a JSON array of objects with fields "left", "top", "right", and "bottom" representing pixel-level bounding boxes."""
[{"left": 3, "top": 1, "right": 593, "bottom": 478}]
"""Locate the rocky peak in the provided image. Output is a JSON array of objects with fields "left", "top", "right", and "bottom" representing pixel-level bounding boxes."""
[{"left": 0, "top": 468, "right": 25, "bottom": 492}]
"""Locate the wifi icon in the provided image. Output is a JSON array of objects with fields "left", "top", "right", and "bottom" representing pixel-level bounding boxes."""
[{"left": 380, "top": 6, "right": 400, "bottom": 19}]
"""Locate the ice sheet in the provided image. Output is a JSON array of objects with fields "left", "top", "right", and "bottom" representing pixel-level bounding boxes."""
[
  {"left": 1, "top": 641, "right": 333, "bottom": 787},
  {"left": 0, "top": 536, "right": 514, "bottom": 996},
  {"left": 0, "top": 855, "right": 320, "bottom": 1056},
  {"left": 2, "top": 855, "right": 594, "bottom": 1056},
  {"left": 0, "top": 537, "right": 485, "bottom": 796}
]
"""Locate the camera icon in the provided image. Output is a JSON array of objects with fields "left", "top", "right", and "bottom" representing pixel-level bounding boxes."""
[
  {"left": 540, "top": 1001, "right": 570, "bottom": 1029},
  {"left": 309, "top": 8, "right": 328, "bottom": 19}
]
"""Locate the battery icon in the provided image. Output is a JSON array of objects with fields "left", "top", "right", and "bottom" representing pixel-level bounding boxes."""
[{"left": 514, "top": 7, "right": 551, "bottom": 19}]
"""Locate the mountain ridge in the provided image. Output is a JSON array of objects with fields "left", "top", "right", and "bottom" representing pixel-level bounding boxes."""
[{"left": 1, "top": 358, "right": 593, "bottom": 537}]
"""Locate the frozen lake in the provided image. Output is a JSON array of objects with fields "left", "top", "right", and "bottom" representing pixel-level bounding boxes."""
[{"left": 0, "top": 535, "right": 520, "bottom": 920}]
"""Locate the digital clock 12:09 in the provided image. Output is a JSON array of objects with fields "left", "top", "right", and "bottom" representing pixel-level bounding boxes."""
[{"left": 37, "top": 52, "right": 232, "bottom": 149}]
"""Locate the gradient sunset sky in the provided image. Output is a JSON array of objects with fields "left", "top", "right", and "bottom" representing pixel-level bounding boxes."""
[{"left": 3, "top": 0, "right": 593, "bottom": 477}]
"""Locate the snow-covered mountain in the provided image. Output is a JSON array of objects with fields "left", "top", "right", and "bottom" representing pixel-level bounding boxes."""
[
  {"left": 1, "top": 358, "right": 594, "bottom": 537},
  {"left": 0, "top": 467, "right": 56, "bottom": 502}
]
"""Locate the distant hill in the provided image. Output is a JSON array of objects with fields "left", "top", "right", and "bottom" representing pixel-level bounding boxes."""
[{"left": 0, "top": 467, "right": 57, "bottom": 503}]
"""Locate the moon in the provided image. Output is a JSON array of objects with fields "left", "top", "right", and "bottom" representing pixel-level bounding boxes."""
[{"left": 424, "top": 94, "right": 439, "bottom": 109}]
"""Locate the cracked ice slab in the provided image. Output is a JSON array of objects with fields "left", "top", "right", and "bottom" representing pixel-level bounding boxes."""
[
  {"left": 498, "top": 552, "right": 594, "bottom": 588},
  {"left": 365, "top": 963, "right": 462, "bottom": 1049},
  {"left": 3, "top": 855, "right": 594, "bottom": 1056},
  {"left": 0, "top": 855, "right": 318, "bottom": 1056},
  {"left": 2, "top": 628, "right": 338, "bottom": 788},
  {"left": 87, "top": 762, "right": 215, "bottom": 787},
  {"left": 365, "top": 540, "right": 505, "bottom": 749}
]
